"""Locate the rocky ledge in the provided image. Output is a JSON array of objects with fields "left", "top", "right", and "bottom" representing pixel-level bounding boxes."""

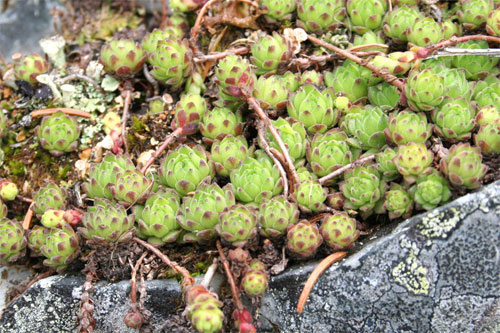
[{"left": 1, "top": 180, "right": 499, "bottom": 332}]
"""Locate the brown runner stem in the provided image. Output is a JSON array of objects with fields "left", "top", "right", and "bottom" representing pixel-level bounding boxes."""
[
  {"left": 190, "top": 0, "right": 222, "bottom": 51},
  {"left": 307, "top": 35, "right": 405, "bottom": 91},
  {"left": 258, "top": 124, "right": 289, "bottom": 199},
  {"left": 32, "top": 108, "right": 92, "bottom": 118},
  {"left": 129, "top": 252, "right": 148, "bottom": 305},
  {"left": 194, "top": 46, "right": 250, "bottom": 63},
  {"left": 319, "top": 154, "right": 377, "bottom": 185},
  {"left": 133, "top": 237, "right": 194, "bottom": 289},
  {"left": 245, "top": 94, "right": 300, "bottom": 186},
  {"left": 121, "top": 90, "right": 132, "bottom": 154},
  {"left": 297, "top": 251, "right": 347, "bottom": 313},
  {"left": 140, "top": 127, "right": 183, "bottom": 174},
  {"left": 216, "top": 240, "right": 243, "bottom": 310}
]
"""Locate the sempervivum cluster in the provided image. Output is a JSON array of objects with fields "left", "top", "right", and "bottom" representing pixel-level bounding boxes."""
[{"left": 8, "top": 2, "right": 500, "bottom": 323}]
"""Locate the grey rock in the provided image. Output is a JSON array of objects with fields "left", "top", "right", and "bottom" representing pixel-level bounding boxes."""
[
  {"left": 0, "top": 181, "right": 499, "bottom": 332},
  {"left": 0, "top": 0, "right": 62, "bottom": 59},
  {"left": 259, "top": 180, "right": 500, "bottom": 332}
]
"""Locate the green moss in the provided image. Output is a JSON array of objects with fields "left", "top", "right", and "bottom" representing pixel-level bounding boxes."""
[
  {"left": 131, "top": 115, "right": 146, "bottom": 132},
  {"left": 8, "top": 160, "right": 25, "bottom": 176},
  {"left": 57, "top": 165, "right": 72, "bottom": 179}
]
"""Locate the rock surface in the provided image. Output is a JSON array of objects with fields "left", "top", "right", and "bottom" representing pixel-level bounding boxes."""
[
  {"left": 0, "top": 180, "right": 499, "bottom": 332},
  {"left": 0, "top": 0, "right": 62, "bottom": 59}
]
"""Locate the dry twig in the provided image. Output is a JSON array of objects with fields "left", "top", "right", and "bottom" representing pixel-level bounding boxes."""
[
  {"left": 258, "top": 124, "right": 289, "bottom": 199},
  {"left": 121, "top": 90, "right": 132, "bottom": 154},
  {"left": 216, "top": 240, "right": 244, "bottom": 310},
  {"left": 133, "top": 237, "right": 194, "bottom": 289},
  {"left": 32, "top": 108, "right": 92, "bottom": 118},
  {"left": 319, "top": 154, "right": 377, "bottom": 185},
  {"left": 297, "top": 251, "right": 347, "bottom": 313},
  {"left": 140, "top": 127, "right": 184, "bottom": 174},
  {"left": 244, "top": 93, "right": 300, "bottom": 186},
  {"left": 307, "top": 35, "right": 405, "bottom": 91}
]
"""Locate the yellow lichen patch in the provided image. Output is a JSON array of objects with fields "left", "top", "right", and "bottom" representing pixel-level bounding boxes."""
[
  {"left": 392, "top": 250, "right": 430, "bottom": 295},
  {"left": 418, "top": 206, "right": 468, "bottom": 240}
]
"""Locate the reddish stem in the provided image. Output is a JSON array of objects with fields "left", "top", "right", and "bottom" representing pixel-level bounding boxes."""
[
  {"left": 129, "top": 252, "right": 148, "bottom": 305},
  {"left": 190, "top": 0, "right": 222, "bottom": 50},
  {"left": 133, "top": 237, "right": 194, "bottom": 289},
  {"left": 216, "top": 240, "right": 243, "bottom": 311},
  {"left": 245, "top": 94, "right": 300, "bottom": 186},
  {"left": 297, "top": 251, "right": 347, "bottom": 313},
  {"left": 160, "top": 0, "right": 168, "bottom": 29},
  {"left": 32, "top": 108, "right": 92, "bottom": 118},
  {"left": 258, "top": 125, "right": 289, "bottom": 199},
  {"left": 194, "top": 46, "right": 250, "bottom": 63},
  {"left": 140, "top": 127, "right": 184, "bottom": 174},
  {"left": 121, "top": 90, "right": 132, "bottom": 154},
  {"left": 307, "top": 35, "right": 405, "bottom": 91},
  {"left": 319, "top": 154, "right": 377, "bottom": 185},
  {"left": 22, "top": 202, "right": 34, "bottom": 230},
  {"left": 427, "top": 35, "right": 500, "bottom": 54}
]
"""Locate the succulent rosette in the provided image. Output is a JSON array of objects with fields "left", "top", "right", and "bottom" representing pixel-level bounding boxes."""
[
  {"left": 0, "top": 180, "right": 17, "bottom": 201},
  {"left": 83, "top": 154, "right": 135, "bottom": 200},
  {"left": 211, "top": 135, "right": 250, "bottom": 176},
  {"left": 475, "top": 120, "right": 500, "bottom": 154},
  {"left": 297, "top": 0, "right": 346, "bottom": 32},
  {"left": 241, "top": 262, "right": 269, "bottom": 297},
  {"left": 376, "top": 146, "right": 399, "bottom": 181},
  {"left": 99, "top": 39, "right": 146, "bottom": 77},
  {"left": 410, "top": 169, "right": 451, "bottom": 211},
  {"left": 473, "top": 76, "right": 500, "bottom": 110},
  {"left": 110, "top": 168, "right": 152, "bottom": 204},
  {"left": 367, "top": 54, "right": 411, "bottom": 77},
  {"left": 457, "top": 0, "right": 493, "bottom": 30},
  {"left": 287, "top": 84, "right": 338, "bottom": 133},
  {"left": 301, "top": 70, "right": 323, "bottom": 86},
  {"left": 170, "top": 0, "right": 203, "bottom": 12},
  {"left": 216, "top": 54, "right": 256, "bottom": 99},
  {"left": 347, "top": 0, "right": 388, "bottom": 34},
  {"left": 216, "top": 204, "right": 258, "bottom": 247},
  {"left": 368, "top": 82, "right": 400, "bottom": 111},
  {"left": 41, "top": 225, "right": 79, "bottom": 271},
  {"left": 487, "top": 8, "right": 500, "bottom": 36},
  {"left": 261, "top": 0, "right": 296, "bottom": 20},
  {"left": 149, "top": 39, "right": 191, "bottom": 87},
  {"left": 340, "top": 165, "right": 386, "bottom": 216},
  {"left": 159, "top": 145, "right": 215, "bottom": 196},
  {"left": 258, "top": 196, "right": 299, "bottom": 238},
  {"left": 353, "top": 31, "right": 387, "bottom": 53},
  {"left": 0, "top": 219, "right": 27, "bottom": 264},
  {"left": 262, "top": 117, "right": 307, "bottom": 164},
  {"left": 200, "top": 107, "right": 244, "bottom": 142},
  {"left": 178, "top": 182, "right": 235, "bottom": 242},
  {"left": 307, "top": 129, "right": 357, "bottom": 178},
  {"left": 383, "top": 6, "right": 423, "bottom": 42},
  {"left": 278, "top": 71, "right": 301, "bottom": 93},
  {"left": 432, "top": 97, "right": 476, "bottom": 142},
  {"left": 41, "top": 209, "right": 66, "bottom": 228},
  {"left": 27, "top": 225, "right": 46, "bottom": 256},
  {"left": 171, "top": 93, "right": 207, "bottom": 135},
  {"left": 404, "top": 68, "right": 445, "bottom": 111},
  {"left": 327, "top": 191, "right": 345, "bottom": 210},
  {"left": 393, "top": 142, "right": 434, "bottom": 184},
  {"left": 433, "top": 65, "right": 473, "bottom": 101},
  {"left": 185, "top": 285, "right": 224, "bottom": 333},
  {"left": 33, "top": 183, "right": 67, "bottom": 217},
  {"left": 253, "top": 75, "right": 288, "bottom": 110},
  {"left": 230, "top": 151, "right": 283, "bottom": 204},
  {"left": 443, "top": 19, "right": 463, "bottom": 39},
  {"left": 286, "top": 220, "right": 323, "bottom": 258},
  {"left": 476, "top": 106, "right": 500, "bottom": 126},
  {"left": 79, "top": 199, "right": 135, "bottom": 243},
  {"left": 385, "top": 110, "right": 432, "bottom": 146},
  {"left": 134, "top": 189, "right": 181, "bottom": 245},
  {"left": 251, "top": 32, "right": 291, "bottom": 75},
  {"left": 440, "top": 143, "right": 488, "bottom": 189},
  {"left": 142, "top": 28, "right": 184, "bottom": 54},
  {"left": 294, "top": 180, "right": 328, "bottom": 212},
  {"left": 406, "top": 17, "right": 444, "bottom": 46},
  {"left": 451, "top": 40, "right": 499, "bottom": 80},
  {"left": 37, "top": 111, "right": 81, "bottom": 156},
  {"left": 320, "top": 212, "right": 359, "bottom": 250},
  {"left": 342, "top": 105, "right": 388, "bottom": 151},
  {"left": 381, "top": 183, "right": 413, "bottom": 219},
  {"left": 324, "top": 62, "right": 368, "bottom": 103},
  {"left": 14, "top": 53, "right": 49, "bottom": 84}
]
